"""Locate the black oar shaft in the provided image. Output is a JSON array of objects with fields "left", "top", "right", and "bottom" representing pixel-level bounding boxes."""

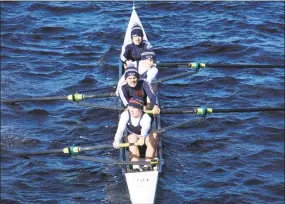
[
  {"left": 73, "top": 155, "right": 157, "bottom": 166},
  {"left": 159, "top": 108, "right": 196, "bottom": 114},
  {"left": 78, "top": 102, "right": 124, "bottom": 111},
  {"left": 22, "top": 149, "right": 65, "bottom": 155},
  {"left": 2, "top": 96, "right": 68, "bottom": 103},
  {"left": 153, "top": 71, "right": 195, "bottom": 83},
  {"left": 2, "top": 92, "right": 117, "bottom": 104},
  {"left": 146, "top": 107, "right": 285, "bottom": 115},
  {"left": 206, "top": 64, "right": 284, "bottom": 68},
  {"left": 79, "top": 144, "right": 113, "bottom": 151},
  {"left": 212, "top": 107, "right": 285, "bottom": 113},
  {"left": 84, "top": 92, "right": 117, "bottom": 99},
  {"left": 153, "top": 117, "right": 205, "bottom": 134},
  {"left": 157, "top": 62, "right": 285, "bottom": 68},
  {"left": 20, "top": 143, "right": 139, "bottom": 156}
]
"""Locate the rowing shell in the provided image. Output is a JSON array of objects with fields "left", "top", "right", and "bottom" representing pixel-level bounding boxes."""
[{"left": 119, "top": 7, "right": 163, "bottom": 204}]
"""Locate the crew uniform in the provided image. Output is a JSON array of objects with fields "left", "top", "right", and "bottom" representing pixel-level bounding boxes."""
[
  {"left": 120, "top": 25, "right": 152, "bottom": 65},
  {"left": 114, "top": 98, "right": 151, "bottom": 144},
  {"left": 119, "top": 68, "right": 158, "bottom": 107},
  {"left": 113, "top": 96, "right": 152, "bottom": 162},
  {"left": 136, "top": 50, "right": 158, "bottom": 83},
  {"left": 116, "top": 50, "right": 158, "bottom": 95}
]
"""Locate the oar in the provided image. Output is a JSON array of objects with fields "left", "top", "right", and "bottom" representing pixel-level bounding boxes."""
[
  {"left": 156, "top": 62, "right": 285, "bottom": 69},
  {"left": 20, "top": 142, "right": 139, "bottom": 156},
  {"left": 78, "top": 102, "right": 125, "bottom": 111},
  {"left": 144, "top": 107, "right": 285, "bottom": 115},
  {"left": 2, "top": 92, "right": 117, "bottom": 104},
  {"left": 72, "top": 156, "right": 159, "bottom": 166},
  {"left": 76, "top": 103, "right": 285, "bottom": 115},
  {"left": 152, "top": 71, "right": 196, "bottom": 83},
  {"left": 152, "top": 116, "right": 206, "bottom": 134}
]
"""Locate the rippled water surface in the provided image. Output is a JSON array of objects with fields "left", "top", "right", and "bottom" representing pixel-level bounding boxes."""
[{"left": 1, "top": 2, "right": 284, "bottom": 204}]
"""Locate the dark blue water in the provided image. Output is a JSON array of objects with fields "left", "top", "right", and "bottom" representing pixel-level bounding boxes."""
[{"left": 1, "top": 1, "right": 284, "bottom": 203}]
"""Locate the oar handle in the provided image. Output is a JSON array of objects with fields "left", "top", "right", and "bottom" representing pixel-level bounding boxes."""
[{"left": 119, "top": 142, "right": 139, "bottom": 148}]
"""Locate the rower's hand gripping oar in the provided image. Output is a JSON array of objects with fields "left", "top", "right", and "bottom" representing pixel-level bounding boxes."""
[{"left": 1, "top": 92, "right": 117, "bottom": 104}]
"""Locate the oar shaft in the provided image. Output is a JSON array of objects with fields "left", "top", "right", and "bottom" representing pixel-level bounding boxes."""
[
  {"left": 78, "top": 102, "right": 124, "bottom": 111},
  {"left": 20, "top": 142, "right": 139, "bottom": 156},
  {"left": 152, "top": 71, "right": 195, "bottom": 83},
  {"left": 2, "top": 96, "right": 68, "bottom": 103},
  {"left": 157, "top": 62, "right": 285, "bottom": 68},
  {"left": 145, "top": 107, "right": 285, "bottom": 115},
  {"left": 84, "top": 92, "right": 117, "bottom": 99},
  {"left": 79, "top": 144, "right": 113, "bottom": 151},
  {"left": 159, "top": 108, "right": 196, "bottom": 114},
  {"left": 2, "top": 92, "right": 117, "bottom": 104},
  {"left": 207, "top": 64, "right": 284, "bottom": 68},
  {"left": 153, "top": 117, "right": 205, "bottom": 134},
  {"left": 78, "top": 143, "right": 139, "bottom": 151},
  {"left": 73, "top": 155, "right": 158, "bottom": 166},
  {"left": 212, "top": 107, "right": 285, "bottom": 113},
  {"left": 21, "top": 148, "right": 66, "bottom": 156}
]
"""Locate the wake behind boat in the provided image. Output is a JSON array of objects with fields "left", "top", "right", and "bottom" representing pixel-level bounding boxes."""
[{"left": 119, "top": 7, "right": 163, "bottom": 204}]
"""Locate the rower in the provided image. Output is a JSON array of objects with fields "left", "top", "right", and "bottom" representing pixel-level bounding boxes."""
[
  {"left": 116, "top": 49, "right": 158, "bottom": 95},
  {"left": 113, "top": 96, "right": 158, "bottom": 172},
  {"left": 118, "top": 67, "right": 160, "bottom": 115},
  {"left": 120, "top": 25, "right": 152, "bottom": 69},
  {"left": 137, "top": 49, "right": 158, "bottom": 83}
]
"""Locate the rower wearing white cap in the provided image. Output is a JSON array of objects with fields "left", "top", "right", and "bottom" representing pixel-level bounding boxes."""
[
  {"left": 116, "top": 49, "right": 158, "bottom": 95},
  {"left": 137, "top": 49, "right": 158, "bottom": 83}
]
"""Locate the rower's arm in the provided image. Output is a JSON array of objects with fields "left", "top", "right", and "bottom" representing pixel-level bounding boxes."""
[
  {"left": 120, "top": 43, "right": 131, "bottom": 63},
  {"left": 143, "top": 81, "right": 158, "bottom": 107},
  {"left": 140, "top": 114, "right": 152, "bottom": 137},
  {"left": 119, "top": 86, "right": 131, "bottom": 107},
  {"left": 114, "top": 111, "right": 129, "bottom": 142}
]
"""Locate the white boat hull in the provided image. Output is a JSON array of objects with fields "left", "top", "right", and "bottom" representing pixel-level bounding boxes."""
[
  {"left": 119, "top": 7, "right": 163, "bottom": 204},
  {"left": 125, "top": 171, "right": 158, "bottom": 204}
]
